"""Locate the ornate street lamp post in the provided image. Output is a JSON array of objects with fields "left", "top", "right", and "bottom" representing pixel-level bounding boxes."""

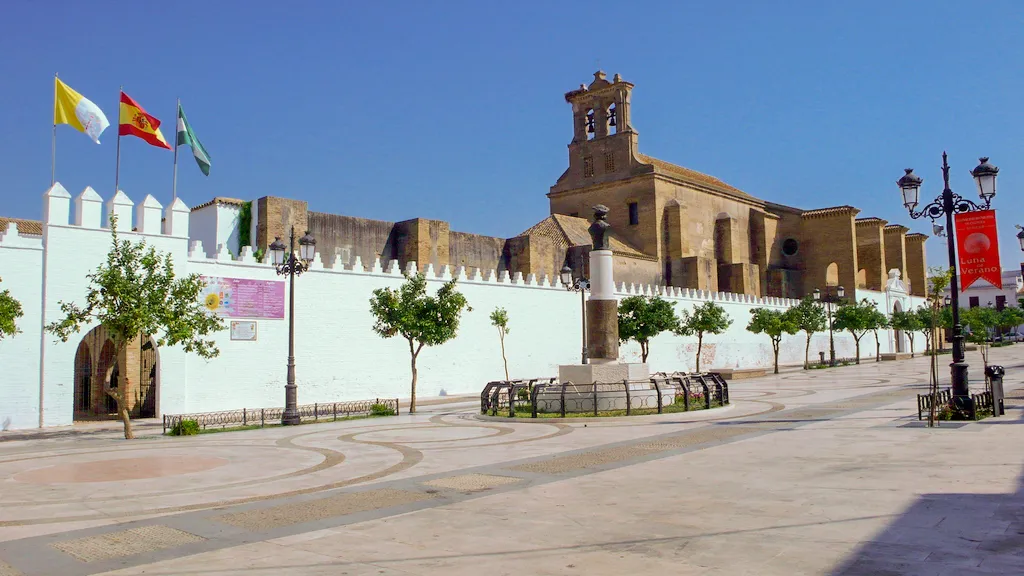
[
  {"left": 898, "top": 153, "right": 998, "bottom": 407},
  {"left": 813, "top": 285, "right": 844, "bottom": 366},
  {"left": 268, "top": 227, "right": 317, "bottom": 425},
  {"left": 560, "top": 265, "right": 590, "bottom": 365}
]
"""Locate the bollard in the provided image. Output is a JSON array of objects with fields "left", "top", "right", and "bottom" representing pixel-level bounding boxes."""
[{"left": 985, "top": 365, "right": 1006, "bottom": 416}]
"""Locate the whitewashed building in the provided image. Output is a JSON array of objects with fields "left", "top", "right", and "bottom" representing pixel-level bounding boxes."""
[{"left": 0, "top": 184, "right": 927, "bottom": 430}]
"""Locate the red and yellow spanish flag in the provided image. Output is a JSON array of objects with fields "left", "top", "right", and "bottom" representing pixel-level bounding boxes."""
[{"left": 118, "top": 92, "right": 170, "bottom": 149}]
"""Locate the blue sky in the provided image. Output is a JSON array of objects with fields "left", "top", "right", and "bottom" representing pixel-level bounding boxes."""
[{"left": 2, "top": 1, "right": 1024, "bottom": 271}]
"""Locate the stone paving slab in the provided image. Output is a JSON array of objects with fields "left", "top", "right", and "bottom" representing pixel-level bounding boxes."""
[{"left": 2, "top": 349, "right": 1024, "bottom": 575}]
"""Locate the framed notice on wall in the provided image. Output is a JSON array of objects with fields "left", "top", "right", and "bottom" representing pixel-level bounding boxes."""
[
  {"left": 200, "top": 276, "right": 285, "bottom": 319},
  {"left": 230, "top": 321, "right": 258, "bottom": 341}
]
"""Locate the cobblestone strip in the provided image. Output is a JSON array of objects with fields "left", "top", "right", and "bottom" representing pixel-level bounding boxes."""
[
  {"left": 215, "top": 488, "right": 436, "bottom": 531},
  {"left": 51, "top": 526, "right": 205, "bottom": 563}
]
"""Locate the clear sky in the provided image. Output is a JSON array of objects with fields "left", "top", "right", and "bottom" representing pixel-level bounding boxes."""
[{"left": 2, "top": 0, "right": 1024, "bottom": 273}]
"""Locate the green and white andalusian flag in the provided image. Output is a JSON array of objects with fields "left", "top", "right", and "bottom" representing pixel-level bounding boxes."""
[{"left": 176, "top": 104, "right": 211, "bottom": 176}]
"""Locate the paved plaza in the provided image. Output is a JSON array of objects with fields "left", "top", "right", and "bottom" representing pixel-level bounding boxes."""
[{"left": 1, "top": 350, "right": 1023, "bottom": 575}]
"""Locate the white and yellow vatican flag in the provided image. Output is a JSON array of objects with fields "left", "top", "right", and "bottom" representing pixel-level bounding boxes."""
[{"left": 54, "top": 77, "right": 109, "bottom": 144}]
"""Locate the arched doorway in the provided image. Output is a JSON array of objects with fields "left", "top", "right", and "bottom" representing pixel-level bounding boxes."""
[
  {"left": 73, "top": 327, "right": 159, "bottom": 420},
  {"left": 99, "top": 339, "right": 118, "bottom": 415},
  {"left": 73, "top": 341, "right": 92, "bottom": 415},
  {"left": 137, "top": 338, "right": 158, "bottom": 418},
  {"left": 893, "top": 301, "right": 904, "bottom": 353}
]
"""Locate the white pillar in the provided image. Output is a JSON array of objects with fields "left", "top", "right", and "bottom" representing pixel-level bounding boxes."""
[{"left": 589, "top": 249, "right": 615, "bottom": 300}]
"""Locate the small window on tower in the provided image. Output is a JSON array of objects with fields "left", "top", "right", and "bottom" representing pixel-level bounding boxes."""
[
  {"left": 628, "top": 202, "right": 639, "bottom": 226},
  {"left": 604, "top": 152, "right": 615, "bottom": 173},
  {"left": 583, "top": 156, "right": 594, "bottom": 178}
]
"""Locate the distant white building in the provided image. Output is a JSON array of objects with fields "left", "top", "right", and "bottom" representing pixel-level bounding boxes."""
[{"left": 944, "top": 268, "right": 1023, "bottom": 311}]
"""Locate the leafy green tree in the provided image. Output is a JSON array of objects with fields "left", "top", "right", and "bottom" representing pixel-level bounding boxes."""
[
  {"left": 832, "top": 299, "right": 881, "bottom": 364},
  {"left": 961, "top": 306, "right": 997, "bottom": 343},
  {"left": 490, "top": 307, "right": 510, "bottom": 380},
  {"left": 868, "top": 308, "right": 890, "bottom": 361},
  {"left": 370, "top": 273, "right": 471, "bottom": 413},
  {"left": 747, "top": 308, "right": 798, "bottom": 374},
  {"left": 785, "top": 297, "right": 827, "bottom": 369},
  {"left": 891, "top": 309, "right": 925, "bottom": 357},
  {"left": 617, "top": 295, "right": 679, "bottom": 363},
  {"left": 45, "top": 216, "right": 225, "bottom": 439},
  {"left": 676, "top": 301, "right": 731, "bottom": 372},
  {"left": 961, "top": 306, "right": 998, "bottom": 345},
  {"left": 996, "top": 307, "right": 1024, "bottom": 340},
  {"left": 914, "top": 306, "right": 938, "bottom": 352},
  {"left": 0, "top": 276, "right": 23, "bottom": 341}
]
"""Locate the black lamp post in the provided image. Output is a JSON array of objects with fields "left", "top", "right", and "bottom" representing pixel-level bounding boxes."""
[
  {"left": 268, "top": 227, "right": 316, "bottom": 425},
  {"left": 898, "top": 153, "right": 998, "bottom": 407},
  {"left": 560, "top": 265, "right": 589, "bottom": 364},
  {"left": 813, "top": 285, "right": 844, "bottom": 366}
]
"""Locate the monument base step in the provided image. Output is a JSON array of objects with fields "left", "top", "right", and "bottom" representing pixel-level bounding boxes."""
[{"left": 558, "top": 363, "right": 649, "bottom": 385}]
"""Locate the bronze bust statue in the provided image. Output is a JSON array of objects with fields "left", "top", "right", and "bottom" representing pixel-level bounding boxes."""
[{"left": 588, "top": 205, "right": 611, "bottom": 250}]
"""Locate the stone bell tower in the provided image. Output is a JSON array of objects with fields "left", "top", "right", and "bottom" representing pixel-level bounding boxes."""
[{"left": 562, "top": 71, "right": 640, "bottom": 184}]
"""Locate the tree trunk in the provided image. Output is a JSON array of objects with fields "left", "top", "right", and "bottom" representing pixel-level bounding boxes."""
[
  {"left": 113, "top": 341, "right": 134, "bottom": 439},
  {"left": 772, "top": 339, "right": 780, "bottom": 374},
  {"left": 641, "top": 340, "right": 648, "bottom": 363},
  {"left": 408, "top": 339, "right": 422, "bottom": 414},
  {"left": 908, "top": 335, "right": 915, "bottom": 358},
  {"left": 695, "top": 334, "right": 703, "bottom": 373},
  {"left": 874, "top": 330, "right": 881, "bottom": 362},
  {"left": 853, "top": 335, "right": 861, "bottom": 364},
  {"left": 499, "top": 331, "right": 508, "bottom": 380},
  {"left": 804, "top": 334, "right": 811, "bottom": 369}
]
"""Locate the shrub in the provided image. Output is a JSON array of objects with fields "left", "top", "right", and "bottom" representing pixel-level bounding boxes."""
[
  {"left": 370, "top": 403, "right": 396, "bottom": 417},
  {"left": 517, "top": 387, "right": 530, "bottom": 401},
  {"left": 170, "top": 418, "right": 200, "bottom": 436}
]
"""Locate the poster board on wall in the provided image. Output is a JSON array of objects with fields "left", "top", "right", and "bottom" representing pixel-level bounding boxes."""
[{"left": 201, "top": 276, "right": 285, "bottom": 319}]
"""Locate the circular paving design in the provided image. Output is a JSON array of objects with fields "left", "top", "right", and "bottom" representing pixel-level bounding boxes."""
[
  {"left": 355, "top": 425, "right": 501, "bottom": 444},
  {"left": 14, "top": 455, "right": 229, "bottom": 484}
]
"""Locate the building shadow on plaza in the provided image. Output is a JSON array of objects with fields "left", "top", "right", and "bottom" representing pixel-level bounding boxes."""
[{"left": 829, "top": 412, "right": 1024, "bottom": 574}]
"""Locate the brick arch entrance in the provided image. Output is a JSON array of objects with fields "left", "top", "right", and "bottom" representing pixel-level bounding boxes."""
[{"left": 72, "top": 327, "right": 159, "bottom": 421}]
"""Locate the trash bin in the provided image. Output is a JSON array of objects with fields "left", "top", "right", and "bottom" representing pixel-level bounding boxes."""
[{"left": 985, "top": 365, "right": 1005, "bottom": 416}]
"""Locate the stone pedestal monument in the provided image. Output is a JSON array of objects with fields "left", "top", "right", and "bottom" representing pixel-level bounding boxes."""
[{"left": 558, "top": 205, "right": 650, "bottom": 385}]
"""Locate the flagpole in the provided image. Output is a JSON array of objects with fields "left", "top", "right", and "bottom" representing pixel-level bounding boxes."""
[
  {"left": 172, "top": 98, "right": 180, "bottom": 202},
  {"left": 114, "top": 86, "right": 122, "bottom": 195},
  {"left": 51, "top": 73, "right": 58, "bottom": 186}
]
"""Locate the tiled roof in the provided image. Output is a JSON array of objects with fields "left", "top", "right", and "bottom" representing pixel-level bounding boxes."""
[
  {"left": 191, "top": 197, "right": 246, "bottom": 212},
  {"left": 906, "top": 233, "right": 929, "bottom": 240},
  {"left": 635, "top": 154, "right": 757, "bottom": 202},
  {"left": 517, "top": 214, "right": 654, "bottom": 260},
  {"left": 801, "top": 206, "right": 860, "bottom": 219},
  {"left": 0, "top": 217, "right": 42, "bottom": 236},
  {"left": 884, "top": 224, "right": 910, "bottom": 233},
  {"left": 855, "top": 217, "right": 888, "bottom": 226}
]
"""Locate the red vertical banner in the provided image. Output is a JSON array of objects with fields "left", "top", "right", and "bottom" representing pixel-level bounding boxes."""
[{"left": 954, "top": 209, "right": 1001, "bottom": 290}]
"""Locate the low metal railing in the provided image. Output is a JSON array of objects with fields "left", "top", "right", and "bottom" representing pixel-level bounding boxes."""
[
  {"left": 163, "top": 397, "right": 400, "bottom": 433},
  {"left": 481, "top": 373, "right": 729, "bottom": 418}
]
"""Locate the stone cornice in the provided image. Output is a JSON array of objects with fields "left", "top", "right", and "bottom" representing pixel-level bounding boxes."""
[{"left": 884, "top": 224, "right": 910, "bottom": 235}]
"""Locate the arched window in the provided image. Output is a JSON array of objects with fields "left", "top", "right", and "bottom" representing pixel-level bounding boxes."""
[{"left": 825, "top": 262, "right": 839, "bottom": 287}]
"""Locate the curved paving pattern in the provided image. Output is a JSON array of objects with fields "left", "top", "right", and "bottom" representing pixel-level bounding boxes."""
[{"left": 0, "top": 350, "right": 1022, "bottom": 575}]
